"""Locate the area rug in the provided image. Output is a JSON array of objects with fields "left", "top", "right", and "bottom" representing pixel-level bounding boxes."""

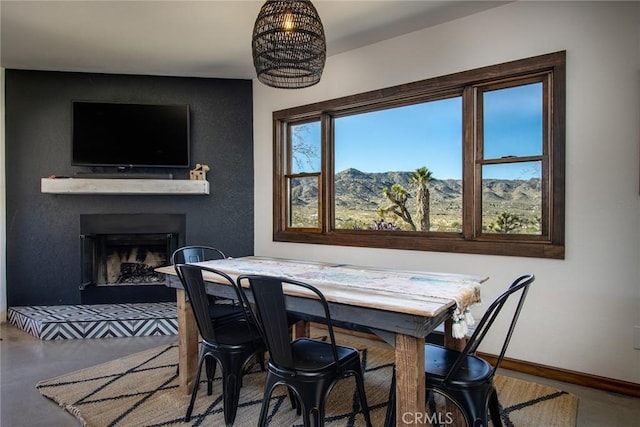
[{"left": 36, "top": 339, "right": 578, "bottom": 426}]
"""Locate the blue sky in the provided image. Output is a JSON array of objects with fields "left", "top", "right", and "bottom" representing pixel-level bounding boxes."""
[
  {"left": 294, "top": 83, "right": 543, "bottom": 180},
  {"left": 335, "top": 97, "right": 463, "bottom": 178}
]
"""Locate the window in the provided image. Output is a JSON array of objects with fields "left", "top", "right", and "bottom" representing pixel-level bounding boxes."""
[{"left": 273, "top": 52, "right": 565, "bottom": 258}]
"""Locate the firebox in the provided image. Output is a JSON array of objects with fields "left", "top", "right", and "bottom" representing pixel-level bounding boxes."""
[
  {"left": 80, "top": 232, "right": 178, "bottom": 288},
  {"left": 79, "top": 214, "right": 185, "bottom": 296}
]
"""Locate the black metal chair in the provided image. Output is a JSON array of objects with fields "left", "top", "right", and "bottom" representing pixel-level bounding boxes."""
[
  {"left": 171, "top": 246, "right": 244, "bottom": 324},
  {"left": 176, "top": 264, "right": 266, "bottom": 426},
  {"left": 385, "top": 274, "right": 535, "bottom": 427},
  {"left": 172, "top": 245, "right": 226, "bottom": 264},
  {"left": 236, "top": 274, "right": 373, "bottom": 427}
]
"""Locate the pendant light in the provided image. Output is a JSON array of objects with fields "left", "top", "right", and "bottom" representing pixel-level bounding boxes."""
[{"left": 252, "top": 0, "right": 326, "bottom": 89}]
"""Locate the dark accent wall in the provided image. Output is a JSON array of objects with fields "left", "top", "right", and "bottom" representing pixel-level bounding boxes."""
[{"left": 5, "top": 70, "right": 254, "bottom": 306}]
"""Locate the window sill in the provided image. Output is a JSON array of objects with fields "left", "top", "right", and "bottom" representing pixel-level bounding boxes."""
[{"left": 273, "top": 231, "right": 564, "bottom": 259}]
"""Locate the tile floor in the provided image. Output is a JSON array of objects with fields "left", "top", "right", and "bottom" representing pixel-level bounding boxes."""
[{"left": 1, "top": 322, "right": 638, "bottom": 426}]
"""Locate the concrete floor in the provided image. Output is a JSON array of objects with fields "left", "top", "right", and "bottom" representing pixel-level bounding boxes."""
[
  {"left": 1, "top": 322, "right": 177, "bottom": 427},
  {"left": 1, "top": 322, "right": 638, "bottom": 426}
]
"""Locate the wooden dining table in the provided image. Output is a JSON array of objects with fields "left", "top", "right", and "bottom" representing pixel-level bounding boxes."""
[{"left": 157, "top": 256, "right": 486, "bottom": 427}]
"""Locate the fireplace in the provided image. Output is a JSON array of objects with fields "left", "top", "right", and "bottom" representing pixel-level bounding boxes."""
[
  {"left": 79, "top": 214, "right": 185, "bottom": 304},
  {"left": 81, "top": 233, "right": 177, "bottom": 287}
]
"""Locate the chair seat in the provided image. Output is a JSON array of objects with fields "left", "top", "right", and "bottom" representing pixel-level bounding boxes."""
[
  {"left": 425, "top": 344, "right": 492, "bottom": 386},
  {"left": 208, "top": 302, "right": 245, "bottom": 325},
  {"left": 207, "top": 320, "right": 264, "bottom": 347},
  {"left": 290, "top": 338, "right": 360, "bottom": 373}
]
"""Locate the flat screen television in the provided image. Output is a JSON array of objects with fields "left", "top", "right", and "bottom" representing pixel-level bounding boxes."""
[{"left": 72, "top": 101, "right": 190, "bottom": 169}]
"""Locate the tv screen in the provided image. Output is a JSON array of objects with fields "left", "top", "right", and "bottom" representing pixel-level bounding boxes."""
[{"left": 72, "top": 101, "right": 190, "bottom": 168}]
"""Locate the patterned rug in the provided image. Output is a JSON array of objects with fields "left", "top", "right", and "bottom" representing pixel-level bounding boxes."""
[{"left": 36, "top": 338, "right": 578, "bottom": 426}]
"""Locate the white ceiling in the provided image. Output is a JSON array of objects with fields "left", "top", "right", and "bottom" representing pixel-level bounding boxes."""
[{"left": 0, "top": 1, "right": 509, "bottom": 79}]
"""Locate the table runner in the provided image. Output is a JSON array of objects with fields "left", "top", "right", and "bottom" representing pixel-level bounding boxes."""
[{"left": 200, "top": 257, "right": 485, "bottom": 338}]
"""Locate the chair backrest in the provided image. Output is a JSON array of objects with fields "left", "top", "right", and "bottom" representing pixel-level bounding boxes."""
[
  {"left": 171, "top": 245, "right": 225, "bottom": 265},
  {"left": 171, "top": 245, "right": 225, "bottom": 285},
  {"left": 175, "top": 264, "right": 253, "bottom": 343},
  {"left": 446, "top": 274, "right": 535, "bottom": 383},
  {"left": 236, "top": 274, "right": 340, "bottom": 372}
]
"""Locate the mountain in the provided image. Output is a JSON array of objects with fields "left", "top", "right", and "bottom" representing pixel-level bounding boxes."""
[
  {"left": 290, "top": 168, "right": 541, "bottom": 230},
  {"left": 331, "top": 168, "right": 539, "bottom": 203}
]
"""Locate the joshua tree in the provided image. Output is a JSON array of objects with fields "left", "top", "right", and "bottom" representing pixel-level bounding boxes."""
[
  {"left": 487, "top": 211, "right": 522, "bottom": 233},
  {"left": 410, "top": 166, "right": 434, "bottom": 232},
  {"left": 381, "top": 184, "right": 416, "bottom": 231}
]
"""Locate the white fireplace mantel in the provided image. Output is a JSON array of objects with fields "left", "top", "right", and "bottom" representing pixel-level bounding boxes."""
[{"left": 41, "top": 178, "right": 209, "bottom": 195}]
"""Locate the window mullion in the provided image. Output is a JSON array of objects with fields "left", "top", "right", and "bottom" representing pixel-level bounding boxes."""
[
  {"left": 322, "top": 113, "right": 332, "bottom": 233},
  {"left": 541, "top": 74, "right": 552, "bottom": 238},
  {"left": 273, "top": 119, "right": 287, "bottom": 233},
  {"left": 463, "top": 85, "right": 480, "bottom": 239}
]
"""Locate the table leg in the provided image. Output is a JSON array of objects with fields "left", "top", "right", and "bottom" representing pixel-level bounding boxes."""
[
  {"left": 444, "top": 318, "right": 467, "bottom": 351},
  {"left": 291, "top": 320, "right": 310, "bottom": 339},
  {"left": 443, "top": 318, "right": 468, "bottom": 427},
  {"left": 177, "top": 289, "right": 199, "bottom": 394},
  {"left": 395, "top": 334, "right": 425, "bottom": 427}
]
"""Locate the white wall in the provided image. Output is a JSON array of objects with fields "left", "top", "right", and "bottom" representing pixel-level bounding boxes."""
[{"left": 253, "top": 1, "right": 640, "bottom": 383}]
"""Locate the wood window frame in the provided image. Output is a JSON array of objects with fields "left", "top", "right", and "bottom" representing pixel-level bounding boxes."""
[{"left": 273, "top": 51, "right": 565, "bottom": 259}]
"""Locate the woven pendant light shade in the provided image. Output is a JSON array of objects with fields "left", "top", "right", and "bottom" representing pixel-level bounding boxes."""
[{"left": 252, "top": 0, "right": 326, "bottom": 89}]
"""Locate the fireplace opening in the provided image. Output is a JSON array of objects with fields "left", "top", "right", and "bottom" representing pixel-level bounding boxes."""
[
  {"left": 79, "top": 214, "right": 184, "bottom": 291},
  {"left": 89, "top": 233, "right": 174, "bottom": 286}
]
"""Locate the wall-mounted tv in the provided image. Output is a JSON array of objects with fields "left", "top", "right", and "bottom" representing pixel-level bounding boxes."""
[{"left": 72, "top": 101, "right": 190, "bottom": 169}]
